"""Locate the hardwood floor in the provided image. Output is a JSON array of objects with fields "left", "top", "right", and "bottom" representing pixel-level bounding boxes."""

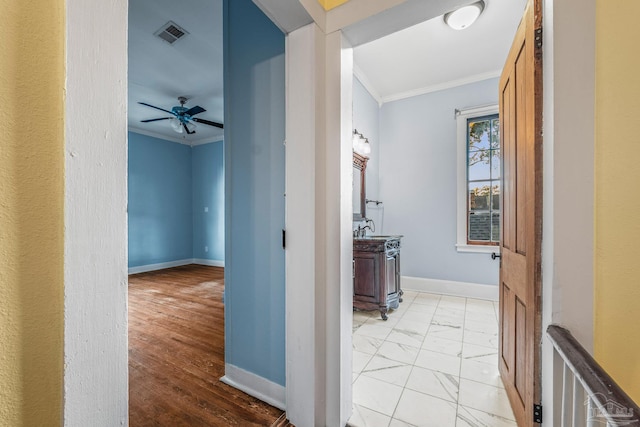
[{"left": 128, "top": 264, "right": 287, "bottom": 426}]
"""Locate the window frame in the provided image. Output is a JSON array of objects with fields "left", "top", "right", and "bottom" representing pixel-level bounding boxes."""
[{"left": 455, "top": 105, "right": 500, "bottom": 254}]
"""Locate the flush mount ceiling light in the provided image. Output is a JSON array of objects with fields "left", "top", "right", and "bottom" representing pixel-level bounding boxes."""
[{"left": 444, "top": 0, "right": 485, "bottom": 30}]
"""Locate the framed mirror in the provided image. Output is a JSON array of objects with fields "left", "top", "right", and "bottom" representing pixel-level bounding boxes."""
[{"left": 353, "top": 152, "right": 368, "bottom": 221}]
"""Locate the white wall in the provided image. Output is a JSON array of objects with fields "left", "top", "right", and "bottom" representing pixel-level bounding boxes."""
[
  {"left": 541, "top": 0, "right": 596, "bottom": 423},
  {"left": 377, "top": 78, "right": 500, "bottom": 285}
]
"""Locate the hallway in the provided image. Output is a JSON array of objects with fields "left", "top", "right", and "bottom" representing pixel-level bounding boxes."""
[{"left": 350, "top": 291, "right": 516, "bottom": 427}]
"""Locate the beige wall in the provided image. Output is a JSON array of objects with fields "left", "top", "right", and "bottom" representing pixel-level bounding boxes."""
[
  {"left": 594, "top": 0, "right": 640, "bottom": 402},
  {"left": 0, "top": 0, "right": 65, "bottom": 424}
]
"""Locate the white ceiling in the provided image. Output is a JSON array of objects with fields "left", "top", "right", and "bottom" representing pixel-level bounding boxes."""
[
  {"left": 128, "top": 0, "right": 526, "bottom": 142},
  {"left": 128, "top": 0, "right": 224, "bottom": 144},
  {"left": 353, "top": 0, "right": 527, "bottom": 104}
]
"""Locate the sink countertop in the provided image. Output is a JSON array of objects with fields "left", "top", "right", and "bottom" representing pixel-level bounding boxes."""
[{"left": 353, "top": 234, "right": 403, "bottom": 242}]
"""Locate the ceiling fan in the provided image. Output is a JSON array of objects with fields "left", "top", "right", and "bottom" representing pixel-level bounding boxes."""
[{"left": 138, "top": 96, "right": 223, "bottom": 135}]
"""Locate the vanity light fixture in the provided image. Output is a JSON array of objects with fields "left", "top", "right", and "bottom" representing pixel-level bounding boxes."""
[
  {"left": 444, "top": 0, "right": 485, "bottom": 30},
  {"left": 353, "top": 129, "right": 371, "bottom": 155}
]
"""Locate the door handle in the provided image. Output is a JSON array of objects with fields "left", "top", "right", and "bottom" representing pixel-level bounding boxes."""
[{"left": 491, "top": 252, "right": 501, "bottom": 260}]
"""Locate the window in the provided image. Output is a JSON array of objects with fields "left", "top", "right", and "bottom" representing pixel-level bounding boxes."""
[
  {"left": 467, "top": 114, "right": 500, "bottom": 244},
  {"left": 455, "top": 105, "right": 499, "bottom": 253}
]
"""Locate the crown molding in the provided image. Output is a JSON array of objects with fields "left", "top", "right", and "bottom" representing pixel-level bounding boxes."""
[
  {"left": 381, "top": 70, "right": 502, "bottom": 104},
  {"left": 128, "top": 126, "right": 223, "bottom": 147},
  {"left": 353, "top": 64, "right": 383, "bottom": 107}
]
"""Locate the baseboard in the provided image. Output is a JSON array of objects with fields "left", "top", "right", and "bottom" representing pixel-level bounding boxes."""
[
  {"left": 193, "top": 258, "right": 225, "bottom": 268},
  {"left": 128, "top": 258, "right": 225, "bottom": 274},
  {"left": 221, "top": 364, "right": 286, "bottom": 410},
  {"left": 128, "top": 259, "right": 194, "bottom": 275},
  {"left": 402, "top": 276, "right": 498, "bottom": 301}
]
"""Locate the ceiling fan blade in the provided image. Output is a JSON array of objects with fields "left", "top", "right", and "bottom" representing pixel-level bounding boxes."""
[
  {"left": 192, "top": 118, "right": 224, "bottom": 129},
  {"left": 141, "top": 117, "right": 172, "bottom": 123},
  {"left": 185, "top": 106, "right": 206, "bottom": 116},
  {"left": 138, "top": 102, "right": 175, "bottom": 115},
  {"left": 183, "top": 123, "right": 196, "bottom": 135}
]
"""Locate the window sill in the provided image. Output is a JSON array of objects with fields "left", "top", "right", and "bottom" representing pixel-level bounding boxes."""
[{"left": 455, "top": 244, "right": 497, "bottom": 254}]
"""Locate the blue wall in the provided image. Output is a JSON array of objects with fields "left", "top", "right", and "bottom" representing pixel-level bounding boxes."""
[
  {"left": 128, "top": 132, "right": 193, "bottom": 267},
  {"left": 353, "top": 77, "right": 382, "bottom": 227},
  {"left": 192, "top": 141, "right": 225, "bottom": 261},
  {"left": 224, "top": 0, "right": 286, "bottom": 386},
  {"left": 379, "top": 79, "right": 500, "bottom": 285}
]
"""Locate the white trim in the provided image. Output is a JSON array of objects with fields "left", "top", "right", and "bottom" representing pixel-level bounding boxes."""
[
  {"left": 285, "top": 24, "right": 321, "bottom": 426},
  {"left": 128, "top": 258, "right": 225, "bottom": 275},
  {"left": 190, "top": 138, "right": 224, "bottom": 147},
  {"left": 221, "top": 364, "right": 286, "bottom": 411},
  {"left": 192, "top": 258, "right": 225, "bottom": 267},
  {"left": 353, "top": 64, "right": 383, "bottom": 107},
  {"left": 64, "top": 0, "right": 128, "bottom": 423},
  {"left": 128, "top": 126, "right": 224, "bottom": 147},
  {"left": 455, "top": 244, "right": 497, "bottom": 254},
  {"left": 284, "top": 25, "right": 353, "bottom": 427},
  {"left": 128, "top": 259, "right": 194, "bottom": 275},
  {"left": 402, "top": 276, "right": 498, "bottom": 301},
  {"left": 455, "top": 104, "right": 499, "bottom": 253},
  {"left": 382, "top": 70, "right": 501, "bottom": 104}
]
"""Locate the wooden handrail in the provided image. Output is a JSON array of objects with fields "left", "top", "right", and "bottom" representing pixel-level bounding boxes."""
[{"left": 547, "top": 324, "right": 640, "bottom": 426}]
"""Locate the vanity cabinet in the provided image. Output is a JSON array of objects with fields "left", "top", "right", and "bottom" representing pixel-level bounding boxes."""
[{"left": 353, "top": 236, "right": 403, "bottom": 320}]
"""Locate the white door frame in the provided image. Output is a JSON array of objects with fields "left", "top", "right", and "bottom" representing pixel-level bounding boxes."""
[{"left": 285, "top": 24, "right": 354, "bottom": 426}]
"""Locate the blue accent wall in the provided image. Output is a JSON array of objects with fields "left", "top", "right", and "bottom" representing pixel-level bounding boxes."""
[
  {"left": 128, "top": 131, "right": 193, "bottom": 267},
  {"left": 192, "top": 141, "right": 225, "bottom": 261},
  {"left": 224, "top": 0, "right": 286, "bottom": 386}
]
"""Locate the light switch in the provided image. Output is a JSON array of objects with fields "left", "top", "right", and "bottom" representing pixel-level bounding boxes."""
[{"left": 204, "top": 207, "right": 209, "bottom": 212}]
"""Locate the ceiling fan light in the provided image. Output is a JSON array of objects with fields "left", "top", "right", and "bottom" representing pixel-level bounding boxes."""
[
  {"left": 186, "top": 122, "right": 196, "bottom": 134},
  {"left": 170, "top": 117, "right": 183, "bottom": 133},
  {"left": 444, "top": 1, "right": 485, "bottom": 30}
]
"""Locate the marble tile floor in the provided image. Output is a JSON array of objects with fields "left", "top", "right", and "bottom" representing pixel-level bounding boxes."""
[{"left": 348, "top": 291, "right": 517, "bottom": 427}]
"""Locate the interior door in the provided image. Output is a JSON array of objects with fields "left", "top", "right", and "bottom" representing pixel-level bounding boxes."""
[{"left": 498, "top": 0, "right": 543, "bottom": 425}]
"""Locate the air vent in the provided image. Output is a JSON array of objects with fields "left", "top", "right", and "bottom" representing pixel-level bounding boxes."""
[{"left": 154, "top": 21, "right": 189, "bottom": 45}]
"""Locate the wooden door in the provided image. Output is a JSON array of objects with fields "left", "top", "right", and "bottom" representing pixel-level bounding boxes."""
[{"left": 498, "top": 0, "right": 543, "bottom": 425}]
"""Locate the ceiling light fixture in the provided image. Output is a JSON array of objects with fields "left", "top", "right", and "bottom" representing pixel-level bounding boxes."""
[
  {"left": 444, "top": 0, "right": 485, "bottom": 30},
  {"left": 170, "top": 117, "right": 183, "bottom": 134}
]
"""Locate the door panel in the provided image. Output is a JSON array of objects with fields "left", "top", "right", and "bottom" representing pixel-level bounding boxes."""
[
  {"left": 354, "top": 254, "right": 378, "bottom": 301},
  {"left": 515, "top": 45, "right": 529, "bottom": 256},
  {"left": 501, "top": 283, "right": 513, "bottom": 370},
  {"left": 502, "top": 77, "right": 514, "bottom": 252},
  {"left": 498, "top": 0, "right": 543, "bottom": 425},
  {"left": 515, "top": 297, "right": 527, "bottom": 402},
  {"left": 385, "top": 256, "right": 396, "bottom": 296}
]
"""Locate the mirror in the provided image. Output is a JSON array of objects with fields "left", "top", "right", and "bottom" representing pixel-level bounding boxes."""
[{"left": 353, "top": 152, "right": 368, "bottom": 221}]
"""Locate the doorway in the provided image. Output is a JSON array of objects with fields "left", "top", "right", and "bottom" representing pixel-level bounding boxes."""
[
  {"left": 126, "top": 0, "right": 287, "bottom": 423},
  {"left": 346, "top": 0, "right": 529, "bottom": 425}
]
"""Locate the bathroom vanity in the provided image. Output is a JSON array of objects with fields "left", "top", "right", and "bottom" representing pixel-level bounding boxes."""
[{"left": 353, "top": 235, "right": 403, "bottom": 320}]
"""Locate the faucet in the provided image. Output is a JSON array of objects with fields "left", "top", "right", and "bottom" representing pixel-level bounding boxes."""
[{"left": 354, "top": 218, "right": 376, "bottom": 238}]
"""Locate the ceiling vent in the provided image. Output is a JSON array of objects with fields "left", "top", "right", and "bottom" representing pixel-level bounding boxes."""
[{"left": 154, "top": 21, "right": 189, "bottom": 45}]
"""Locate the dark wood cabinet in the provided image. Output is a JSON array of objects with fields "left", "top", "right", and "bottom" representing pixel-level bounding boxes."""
[{"left": 353, "top": 236, "right": 403, "bottom": 320}]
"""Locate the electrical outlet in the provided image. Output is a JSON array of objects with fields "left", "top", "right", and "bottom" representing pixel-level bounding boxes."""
[
  {"left": 204, "top": 207, "right": 209, "bottom": 212},
  {"left": 205, "top": 246, "right": 208, "bottom": 252}
]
